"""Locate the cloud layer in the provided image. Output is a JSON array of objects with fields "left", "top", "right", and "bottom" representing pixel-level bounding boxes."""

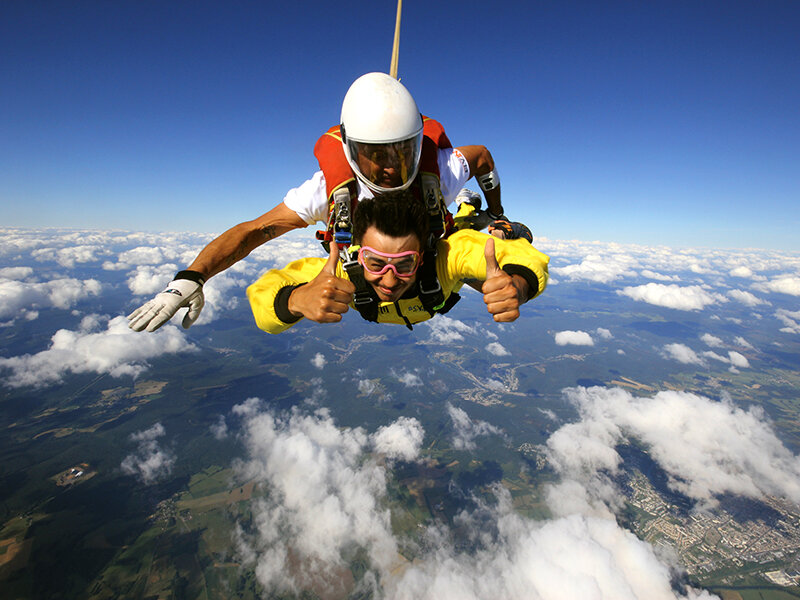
[
  {"left": 546, "top": 386, "right": 800, "bottom": 507},
  {"left": 227, "top": 400, "right": 723, "bottom": 600},
  {"left": 0, "top": 316, "right": 196, "bottom": 388},
  {"left": 0, "top": 276, "right": 101, "bottom": 321},
  {"left": 618, "top": 283, "right": 727, "bottom": 311}
]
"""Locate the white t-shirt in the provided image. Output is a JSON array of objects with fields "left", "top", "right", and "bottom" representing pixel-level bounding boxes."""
[{"left": 283, "top": 147, "right": 472, "bottom": 226}]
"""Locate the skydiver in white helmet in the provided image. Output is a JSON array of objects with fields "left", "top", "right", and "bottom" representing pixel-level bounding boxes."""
[{"left": 128, "top": 72, "right": 505, "bottom": 332}]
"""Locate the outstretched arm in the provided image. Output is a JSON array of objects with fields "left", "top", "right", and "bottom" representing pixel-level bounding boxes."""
[
  {"left": 188, "top": 202, "right": 309, "bottom": 279},
  {"left": 455, "top": 145, "right": 503, "bottom": 217},
  {"left": 128, "top": 202, "right": 308, "bottom": 332}
]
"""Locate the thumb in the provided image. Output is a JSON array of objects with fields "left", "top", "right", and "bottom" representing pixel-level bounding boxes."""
[
  {"left": 182, "top": 291, "right": 205, "bottom": 329},
  {"left": 484, "top": 237, "right": 502, "bottom": 278},
  {"left": 323, "top": 242, "right": 340, "bottom": 275}
]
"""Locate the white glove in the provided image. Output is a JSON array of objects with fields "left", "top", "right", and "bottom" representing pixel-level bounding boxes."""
[{"left": 127, "top": 273, "right": 205, "bottom": 332}]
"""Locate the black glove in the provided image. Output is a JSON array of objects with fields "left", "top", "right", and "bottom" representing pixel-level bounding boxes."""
[{"left": 488, "top": 218, "right": 533, "bottom": 244}]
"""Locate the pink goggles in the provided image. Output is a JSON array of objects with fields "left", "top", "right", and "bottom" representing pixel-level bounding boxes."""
[{"left": 358, "top": 246, "right": 421, "bottom": 277}]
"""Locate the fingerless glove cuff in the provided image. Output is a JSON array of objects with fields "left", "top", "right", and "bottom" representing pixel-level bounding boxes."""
[{"left": 175, "top": 270, "right": 206, "bottom": 286}]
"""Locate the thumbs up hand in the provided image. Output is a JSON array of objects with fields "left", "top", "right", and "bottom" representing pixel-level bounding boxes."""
[
  {"left": 287, "top": 243, "right": 356, "bottom": 323},
  {"left": 481, "top": 237, "right": 526, "bottom": 322}
]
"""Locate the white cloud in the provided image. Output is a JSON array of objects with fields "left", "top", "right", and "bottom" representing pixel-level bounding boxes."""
[
  {"left": 756, "top": 276, "right": 800, "bottom": 296},
  {"left": 126, "top": 264, "right": 178, "bottom": 296},
  {"left": 729, "top": 266, "right": 754, "bottom": 278},
  {"left": 539, "top": 408, "right": 558, "bottom": 421},
  {"left": 248, "top": 233, "right": 326, "bottom": 268},
  {"left": 358, "top": 379, "right": 378, "bottom": 396},
  {"left": 700, "top": 333, "right": 724, "bottom": 348},
  {"left": 303, "top": 377, "right": 328, "bottom": 406},
  {"left": 701, "top": 351, "right": 728, "bottom": 364},
  {"left": 0, "top": 266, "right": 34, "bottom": 280},
  {"left": 0, "top": 276, "right": 102, "bottom": 320},
  {"left": 552, "top": 253, "right": 638, "bottom": 284},
  {"left": 688, "top": 261, "right": 717, "bottom": 275},
  {"left": 775, "top": 309, "right": 800, "bottom": 334},
  {"left": 104, "top": 238, "right": 204, "bottom": 271},
  {"left": 447, "top": 403, "right": 503, "bottom": 451},
  {"left": 727, "top": 351, "right": 750, "bottom": 369},
  {"left": 114, "top": 246, "right": 166, "bottom": 267},
  {"left": 393, "top": 369, "right": 422, "bottom": 387},
  {"left": 226, "top": 400, "right": 717, "bottom": 600},
  {"left": 640, "top": 269, "right": 680, "bottom": 282},
  {"left": 211, "top": 415, "right": 228, "bottom": 440},
  {"left": 232, "top": 397, "right": 265, "bottom": 419},
  {"left": 662, "top": 343, "right": 706, "bottom": 366},
  {"left": 618, "top": 283, "right": 727, "bottom": 311},
  {"left": 232, "top": 406, "right": 399, "bottom": 597},
  {"left": 545, "top": 386, "right": 800, "bottom": 507},
  {"left": 390, "top": 491, "right": 715, "bottom": 600},
  {"left": 485, "top": 342, "right": 509, "bottom": 356},
  {"left": 423, "top": 315, "right": 475, "bottom": 343},
  {"left": 554, "top": 330, "right": 594, "bottom": 346},
  {"left": 33, "top": 244, "right": 108, "bottom": 268},
  {"left": 396, "top": 488, "right": 713, "bottom": 600},
  {"left": 595, "top": 328, "right": 613, "bottom": 340},
  {"left": 0, "top": 316, "right": 197, "bottom": 388},
  {"left": 727, "top": 289, "right": 769, "bottom": 307},
  {"left": 120, "top": 423, "right": 176, "bottom": 485},
  {"left": 482, "top": 329, "right": 499, "bottom": 341},
  {"left": 310, "top": 353, "right": 326, "bottom": 370},
  {"left": 371, "top": 417, "right": 424, "bottom": 461},
  {"left": 78, "top": 313, "right": 105, "bottom": 332},
  {"left": 701, "top": 350, "right": 749, "bottom": 372}
]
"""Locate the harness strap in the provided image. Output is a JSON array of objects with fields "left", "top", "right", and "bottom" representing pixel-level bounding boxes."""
[
  {"left": 420, "top": 173, "right": 449, "bottom": 246},
  {"left": 393, "top": 301, "right": 414, "bottom": 331},
  {"left": 343, "top": 250, "right": 380, "bottom": 322},
  {"left": 416, "top": 248, "right": 445, "bottom": 317},
  {"left": 317, "top": 185, "right": 359, "bottom": 252}
]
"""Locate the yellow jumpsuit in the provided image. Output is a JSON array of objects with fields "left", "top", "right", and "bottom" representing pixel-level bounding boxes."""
[{"left": 247, "top": 229, "right": 549, "bottom": 334}]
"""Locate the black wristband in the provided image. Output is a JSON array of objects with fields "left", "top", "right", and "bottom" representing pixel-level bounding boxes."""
[
  {"left": 175, "top": 270, "right": 206, "bottom": 286},
  {"left": 275, "top": 284, "right": 306, "bottom": 324},
  {"left": 487, "top": 208, "right": 505, "bottom": 221}
]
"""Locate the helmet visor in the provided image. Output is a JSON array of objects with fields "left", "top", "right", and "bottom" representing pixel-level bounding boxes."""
[{"left": 346, "top": 132, "right": 423, "bottom": 191}]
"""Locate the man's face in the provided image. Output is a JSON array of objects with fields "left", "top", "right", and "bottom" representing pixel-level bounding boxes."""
[
  {"left": 358, "top": 226, "right": 421, "bottom": 303},
  {"left": 355, "top": 144, "right": 403, "bottom": 189},
  {"left": 353, "top": 137, "right": 419, "bottom": 191}
]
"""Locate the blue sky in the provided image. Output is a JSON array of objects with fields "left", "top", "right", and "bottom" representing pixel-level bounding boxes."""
[{"left": 2, "top": 1, "right": 799, "bottom": 251}]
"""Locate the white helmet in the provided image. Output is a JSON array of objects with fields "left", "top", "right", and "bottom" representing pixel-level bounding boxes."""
[{"left": 340, "top": 72, "right": 424, "bottom": 193}]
